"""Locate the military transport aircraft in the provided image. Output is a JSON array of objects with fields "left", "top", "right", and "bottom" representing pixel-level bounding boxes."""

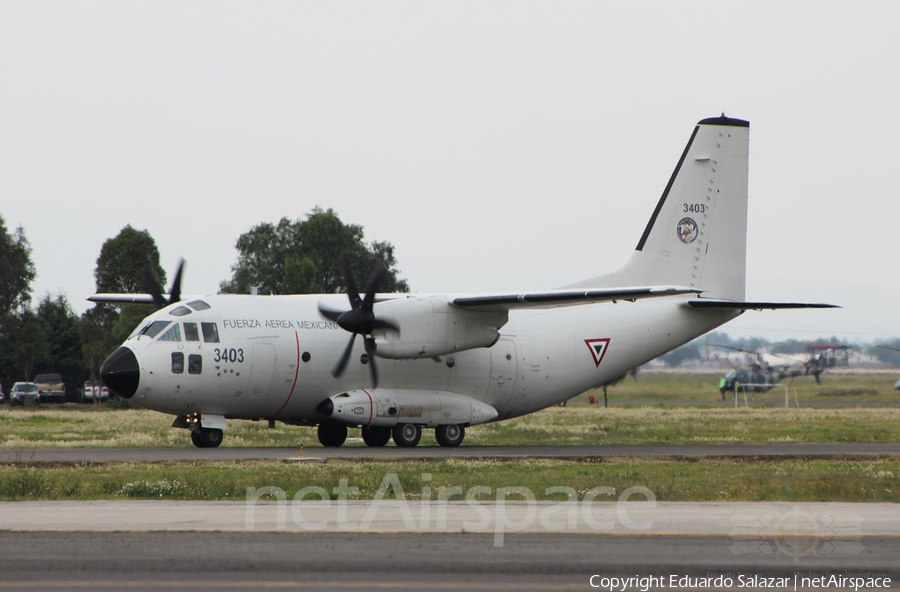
[{"left": 92, "top": 115, "right": 836, "bottom": 448}]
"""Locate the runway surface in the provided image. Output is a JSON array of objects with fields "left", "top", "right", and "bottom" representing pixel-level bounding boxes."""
[
  {"left": 2, "top": 501, "right": 898, "bottom": 591},
  {"left": 3, "top": 442, "right": 900, "bottom": 463}
]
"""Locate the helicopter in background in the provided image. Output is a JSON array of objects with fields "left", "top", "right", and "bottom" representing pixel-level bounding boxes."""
[{"left": 715, "top": 343, "right": 849, "bottom": 399}]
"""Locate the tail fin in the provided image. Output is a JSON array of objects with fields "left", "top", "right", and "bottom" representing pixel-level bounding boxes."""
[{"left": 570, "top": 116, "right": 750, "bottom": 301}]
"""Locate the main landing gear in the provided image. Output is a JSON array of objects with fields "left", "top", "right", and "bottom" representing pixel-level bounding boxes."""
[
  {"left": 190, "top": 427, "right": 223, "bottom": 448},
  {"left": 315, "top": 423, "right": 467, "bottom": 448}
]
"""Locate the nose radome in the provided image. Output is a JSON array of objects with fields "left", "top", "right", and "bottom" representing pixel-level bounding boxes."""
[{"left": 100, "top": 347, "right": 140, "bottom": 399}]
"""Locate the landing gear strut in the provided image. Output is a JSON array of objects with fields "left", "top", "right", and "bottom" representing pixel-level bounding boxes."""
[{"left": 191, "top": 427, "right": 223, "bottom": 448}]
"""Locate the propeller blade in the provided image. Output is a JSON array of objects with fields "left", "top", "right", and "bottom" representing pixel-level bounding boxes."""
[
  {"left": 317, "top": 304, "right": 344, "bottom": 323},
  {"left": 342, "top": 258, "right": 361, "bottom": 309},
  {"left": 168, "top": 259, "right": 185, "bottom": 304},
  {"left": 363, "top": 262, "right": 387, "bottom": 308},
  {"left": 144, "top": 269, "right": 167, "bottom": 309},
  {"left": 332, "top": 334, "right": 357, "bottom": 379}
]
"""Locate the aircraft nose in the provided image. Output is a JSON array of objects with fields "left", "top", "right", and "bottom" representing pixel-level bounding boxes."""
[{"left": 100, "top": 347, "right": 140, "bottom": 400}]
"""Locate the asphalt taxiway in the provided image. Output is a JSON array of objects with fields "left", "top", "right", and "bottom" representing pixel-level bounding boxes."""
[{"left": 1, "top": 501, "right": 898, "bottom": 591}]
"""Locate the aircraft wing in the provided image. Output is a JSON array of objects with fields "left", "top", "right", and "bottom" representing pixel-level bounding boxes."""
[
  {"left": 451, "top": 285, "right": 700, "bottom": 311},
  {"left": 88, "top": 294, "right": 183, "bottom": 305},
  {"left": 686, "top": 300, "right": 840, "bottom": 311}
]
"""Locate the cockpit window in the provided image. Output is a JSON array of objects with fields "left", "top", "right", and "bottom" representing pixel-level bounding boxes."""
[
  {"left": 187, "top": 300, "right": 211, "bottom": 311},
  {"left": 169, "top": 306, "right": 192, "bottom": 317},
  {"left": 139, "top": 320, "right": 171, "bottom": 340},
  {"left": 201, "top": 322, "right": 220, "bottom": 343},
  {"left": 184, "top": 322, "right": 200, "bottom": 342},
  {"left": 158, "top": 323, "right": 182, "bottom": 342}
]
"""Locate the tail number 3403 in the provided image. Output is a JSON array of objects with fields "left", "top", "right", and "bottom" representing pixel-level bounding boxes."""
[{"left": 214, "top": 348, "right": 244, "bottom": 363}]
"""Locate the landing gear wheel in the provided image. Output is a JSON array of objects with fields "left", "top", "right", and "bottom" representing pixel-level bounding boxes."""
[
  {"left": 392, "top": 423, "right": 422, "bottom": 447},
  {"left": 190, "top": 428, "right": 223, "bottom": 448},
  {"left": 318, "top": 423, "right": 348, "bottom": 447},
  {"left": 435, "top": 424, "right": 465, "bottom": 447},
  {"left": 361, "top": 425, "right": 391, "bottom": 447}
]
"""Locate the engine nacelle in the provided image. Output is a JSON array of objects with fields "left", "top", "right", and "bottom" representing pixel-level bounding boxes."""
[
  {"left": 371, "top": 296, "right": 507, "bottom": 359},
  {"left": 319, "top": 389, "right": 499, "bottom": 428}
]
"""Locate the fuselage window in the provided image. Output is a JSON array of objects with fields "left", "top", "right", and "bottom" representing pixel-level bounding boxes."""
[
  {"left": 184, "top": 322, "right": 201, "bottom": 342},
  {"left": 188, "top": 354, "right": 202, "bottom": 375},
  {"left": 171, "top": 352, "right": 184, "bottom": 374},
  {"left": 187, "top": 300, "right": 211, "bottom": 311},
  {"left": 201, "top": 322, "right": 220, "bottom": 343},
  {"left": 139, "top": 320, "right": 171, "bottom": 340},
  {"left": 169, "top": 306, "right": 192, "bottom": 317},
  {"left": 158, "top": 324, "right": 182, "bottom": 342}
]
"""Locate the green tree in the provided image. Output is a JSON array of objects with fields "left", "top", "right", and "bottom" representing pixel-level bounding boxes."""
[
  {"left": 94, "top": 225, "right": 166, "bottom": 295},
  {"left": 220, "top": 207, "right": 409, "bottom": 295},
  {"left": 34, "top": 293, "right": 87, "bottom": 400},
  {"left": 80, "top": 306, "right": 115, "bottom": 396},
  {"left": 0, "top": 215, "right": 36, "bottom": 327},
  {"left": 0, "top": 216, "right": 36, "bottom": 393},
  {"left": 12, "top": 310, "right": 49, "bottom": 383}
]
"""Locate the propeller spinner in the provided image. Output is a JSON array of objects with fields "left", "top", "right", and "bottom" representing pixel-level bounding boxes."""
[{"left": 318, "top": 259, "right": 399, "bottom": 388}]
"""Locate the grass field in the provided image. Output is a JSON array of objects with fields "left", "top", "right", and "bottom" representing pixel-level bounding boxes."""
[
  {"left": 0, "top": 372, "right": 897, "bottom": 502},
  {"left": 1, "top": 457, "right": 898, "bottom": 502},
  {"left": 2, "top": 402, "right": 898, "bottom": 448}
]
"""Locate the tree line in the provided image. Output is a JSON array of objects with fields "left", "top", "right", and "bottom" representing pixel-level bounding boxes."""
[{"left": 0, "top": 207, "right": 407, "bottom": 400}]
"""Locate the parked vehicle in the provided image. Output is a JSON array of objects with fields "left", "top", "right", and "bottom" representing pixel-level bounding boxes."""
[
  {"left": 10, "top": 382, "right": 39, "bottom": 406},
  {"left": 0, "top": 383, "right": 5, "bottom": 403},
  {"left": 34, "top": 373, "right": 66, "bottom": 403},
  {"left": 82, "top": 381, "right": 109, "bottom": 403}
]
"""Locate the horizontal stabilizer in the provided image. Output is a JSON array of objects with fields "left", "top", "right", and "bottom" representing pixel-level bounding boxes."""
[
  {"left": 687, "top": 300, "right": 839, "bottom": 311},
  {"left": 452, "top": 285, "right": 700, "bottom": 311}
]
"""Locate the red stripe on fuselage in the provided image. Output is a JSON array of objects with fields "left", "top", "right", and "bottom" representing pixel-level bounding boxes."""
[
  {"left": 274, "top": 331, "right": 301, "bottom": 416},
  {"left": 361, "top": 388, "right": 374, "bottom": 426}
]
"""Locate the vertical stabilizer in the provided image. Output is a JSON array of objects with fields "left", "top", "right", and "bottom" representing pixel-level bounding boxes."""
[{"left": 570, "top": 116, "right": 750, "bottom": 301}]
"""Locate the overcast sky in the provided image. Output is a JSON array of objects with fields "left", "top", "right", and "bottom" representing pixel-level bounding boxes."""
[{"left": 2, "top": 1, "right": 898, "bottom": 343}]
